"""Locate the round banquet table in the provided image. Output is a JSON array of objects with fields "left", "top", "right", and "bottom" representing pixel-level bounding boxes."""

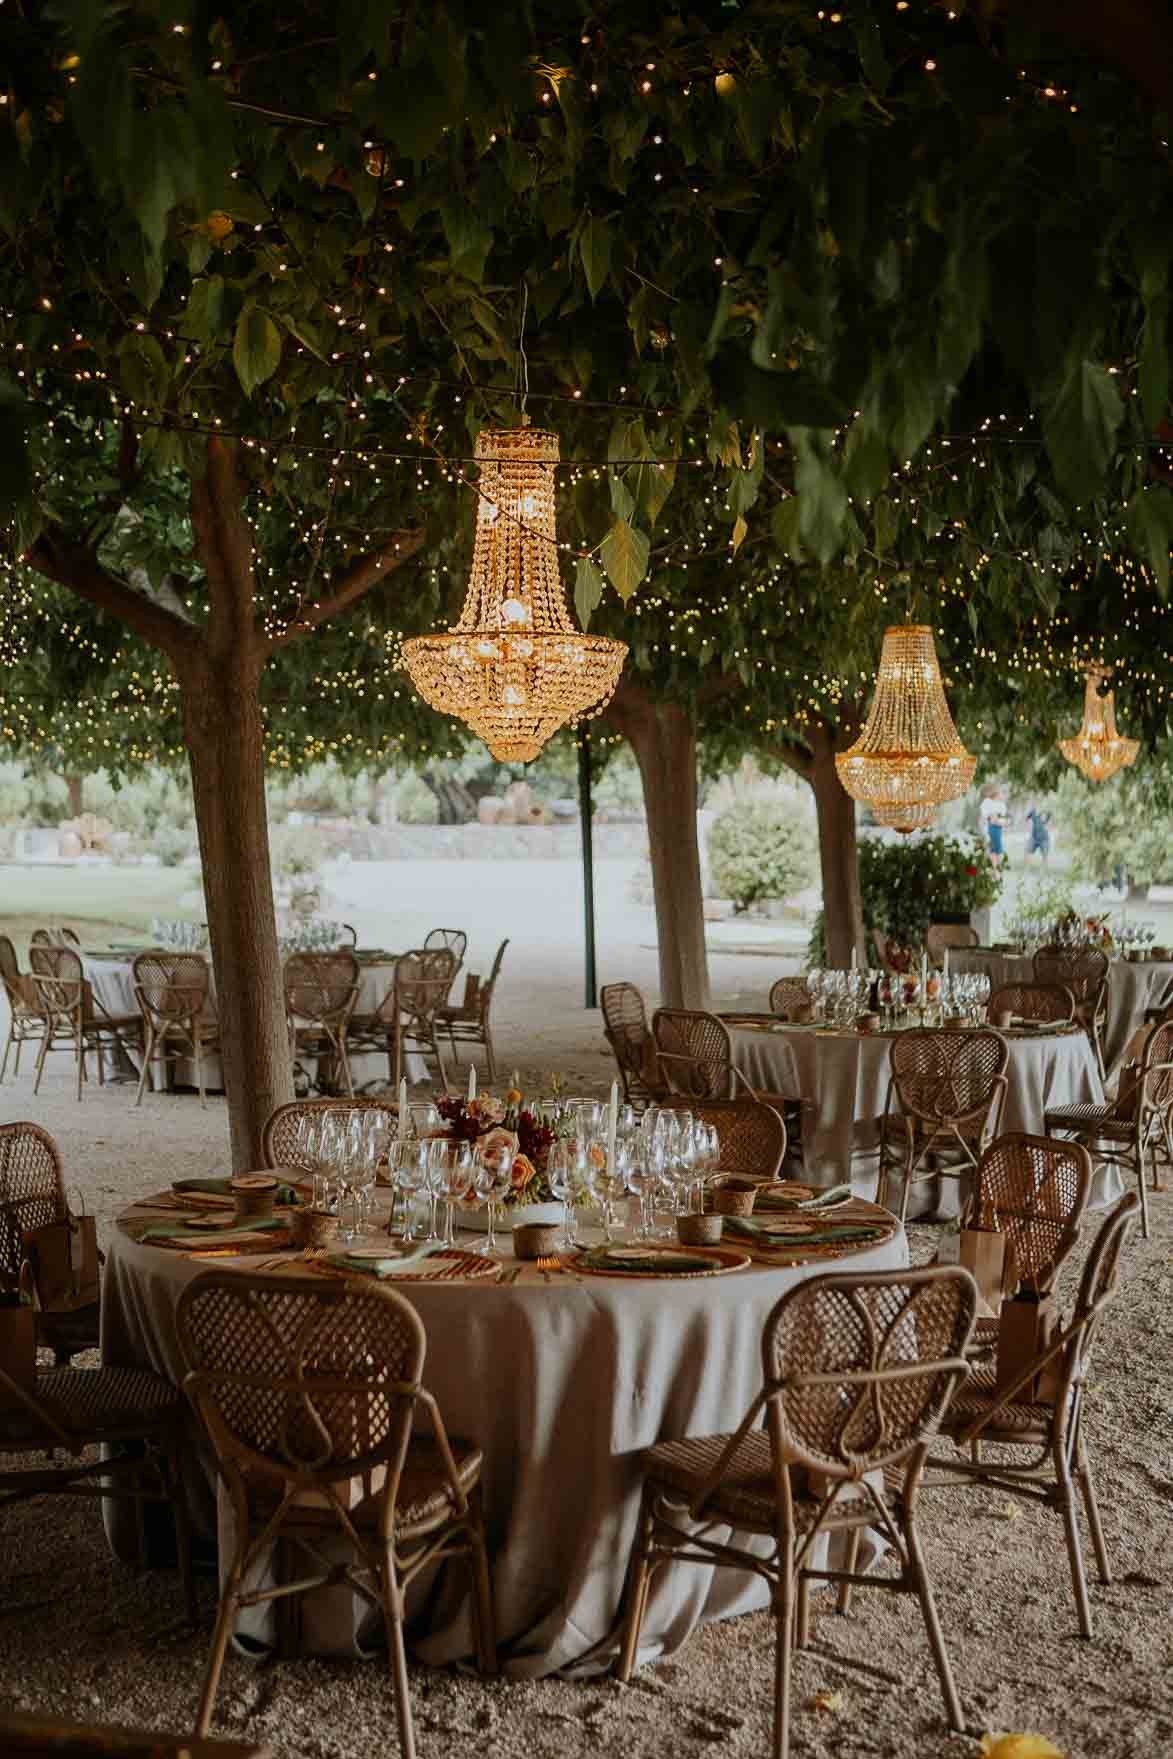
[
  {"left": 81, "top": 950, "right": 424, "bottom": 1088},
  {"left": 101, "top": 1193, "right": 908, "bottom": 1679},
  {"left": 951, "top": 948, "right": 1173, "bottom": 1074},
  {"left": 730, "top": 1020, "right": 1115, "bottom": 1209}
]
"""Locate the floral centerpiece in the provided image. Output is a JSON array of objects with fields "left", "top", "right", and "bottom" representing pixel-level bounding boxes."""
[
  {"left": 436, "top": 1089, "right": 568, "bottom": 1207},
  {"left": 1053, "top": 909, "right": 1113, "bottom": 950}
]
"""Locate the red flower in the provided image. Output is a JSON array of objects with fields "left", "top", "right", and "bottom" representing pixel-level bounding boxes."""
[{"left": 966, "top": 865, "right": 977, "bottom": 876}]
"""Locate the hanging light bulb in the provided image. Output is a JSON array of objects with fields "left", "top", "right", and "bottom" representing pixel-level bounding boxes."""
[
  {"left": 836, "top": 625, "right": 976, "bottom": 834},
  {"left": 1058, "top": 666, "right": 1139, "bottom": 782},
  {"left": 402, "top": 427, "right": 627, "bottom": 762}
]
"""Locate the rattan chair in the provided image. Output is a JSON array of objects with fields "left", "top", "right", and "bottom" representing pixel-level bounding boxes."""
[
  {"left": 616, "top": 1266, "right": 979, "bottom": 1758},
  {"left": 1042, "top": 1016, "right": 1173, "bottom": 1239},
  {"left": 928, "top": 1191, "right": 1139, "bottom": 1637},
  {"left": 176, "top": 1270, "right": 496, "bottom": 1750},
  {"left": 0, "top": 1120, "right": 100, "bottom": 1364},
  {"left": 422, "top": 928, "right": 467, "bottom": 1002},
  {"left": 435, "top": 938, "right": 508, "bottom": 1083},
  {"left": 768, "top": 976, "right": 811, "bottom": 1021},
  {"left": 925, "top": 924, "right": 978, "bottom": 967},
  {"left": 986, "top": 982, "right": 1075, "bottom": 1026},
  {"left": 0, "top": 935, "right": 46, "bottom": 1082},
  {"left": 30, "top": 926, "right": 80, "bottom": 947},
  {"left": 651, "top": 1008, "right": 759, "bottom": 1101},
  {"left": 261, "top": 1097, "right": 404, "bottom": 1171},
  {"left": 601, "top": 982, "right": 668, "bottom": 1109},
  {"left": 659, "top": 1095, "right": 786, "bottom": 1179},
  {"left": 876, "top": 1029, "right": 1009, "bottom": 1221},
  {"left": 133, "top": 952, "right": 219, "bottom": 1109},
  {"left": 29, "top": 946, "right": 143, "bottom": 1102},
  {"left": 1032, "top": 947, "right": 1110, "bottom": 1079},
  {"left": 283, "top": 951, "right": 360, "bottom": 1098}
]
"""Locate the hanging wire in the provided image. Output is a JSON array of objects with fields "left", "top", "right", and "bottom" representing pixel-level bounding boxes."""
[{"left": 516, "top": 280, "right": 530, "bottom": 423}]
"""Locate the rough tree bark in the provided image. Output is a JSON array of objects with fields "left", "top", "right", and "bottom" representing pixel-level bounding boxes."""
[
  {"left": 605, "top": 676, "right": 709, "bottom": 1010},
  {"left": 64, "top": 774, "right": 84, "bottom": 817},
  {"left": 25, "top": 435, "right": 423, "bottom": 1169},
  {"left": 775, "top": 717, "right": 866, "bottom": 970}
]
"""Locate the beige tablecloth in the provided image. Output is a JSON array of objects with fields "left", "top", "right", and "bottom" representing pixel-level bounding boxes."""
[
  {"left": 101, "top": 1204, "right": 908, "bottom": 1678},
  {"left": 83, "top": 953, "right": 422, "bottom": 1088},
  {"left": 731, "top": 1022, "right": 1112, "bottom": 1208},
  {"left": 952, "top": 949, "right": 1173, "bottom": 1074}
]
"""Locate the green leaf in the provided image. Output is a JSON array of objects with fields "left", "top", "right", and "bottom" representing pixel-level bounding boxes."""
[
  {"left": 770, "top": 497, "right": 804, "bottom": 561},
  {"left": 872, "top": 493, "right": 898, "bottom": 557},
  {"left": 633, "top": 459, "right": 676, "bottom": 528},
  {"left": 117, "top": 334, "right": 169, "bottom": 408},
  {"left": 579, "top": 216, "right": 612, "bottom": 301},
  {"left": 609, "top": 471, "right": 635, "bottom": 522},
  {"left": 794, "top": 439, "right": 848, "bottom": 564},
  {"left": 1125, "top": 484, "right": 1173, "bottom": 599},
  {"left": 844, "top": 424, "right": 890, "bottom": 505},
  {"left": 440, "top": 202, "right": 492, "bottom": 284},
  {"left": 180, "top": 276, "right": 226, "bottom": 342},
  {"left": 600, "top": 519, "right": 650, "bottom": 601},
  {"left": 1043, "top": 360, "right": 1124, "bottom": 504},
  {"left": 711, "top": 347, "right": 849, "bottom": 431},
  {"left": 728, "top": 434, "right": 764, "bottom": 518},
  {"left": 574, "top": 556, "right": 605, "bottom": 629},
  {"left": 1140, "top": 293, "right": 1169, "bottom": 433},
  {"left": 232, "top": 307, "right": 282, "bottom": 397}
]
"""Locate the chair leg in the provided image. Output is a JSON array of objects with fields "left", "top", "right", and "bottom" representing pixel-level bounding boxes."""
[
  {"left": 836, "top": 1527, "right": 861, "bottom": 1615},
  {"left": 616, "top": 1485, "right": 657, "bottom": 1682},
  {"left": 483, "top": 1024, "right": 497, "bottom": 1085},
  {"left": 772, "top": 1547, "right": 796, "bottom": 1759},
  {"left": 75, "top": 1026, "right": 86, "bottom": 1101},
  {"left": 196, "top": 1031, "right": 207, "bottom": 1110},
  {"left": 904, "top": 1510, "right": 965, "bottom": 1731},
  {"left": 1076, "top": 1440, "right": 1111, "bottom": 1585},
  {"left": 1056, "top": 1453, "right": 1094, "bottom": 1637},
  {"left": 163, "top": 1439, "right": 197, "bottom": 1623},
  {"left": 13, "top": 1030, "right": 24, "bottom": 1076},
  {"left": 32, "top": 1027, "right": 51, "bottom": 1094},
  {"left": 379, "top": 1564, "right": 417, "bottom": 1759},
  {"left": 136, "top": 1024, "right": 156, "bottom": 1108},
  {"left": 795, "top": 1573, "right": 811, "bottom": 1650},
  {"left": 464, "top": 1487, "right": 498, "bottom": 1676},
  {"left": 194, "top": 1577, "right": 241, "bottom": 1739},
  {"left": 1136, "top": 1143, "right": 1151, "bottom": 1240},
  {"left": 0, "top": 1022, "right": 12, "bottom": 1083}
]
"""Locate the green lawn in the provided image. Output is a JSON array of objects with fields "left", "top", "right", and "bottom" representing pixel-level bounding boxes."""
[{"left": 0, "top": 862, "right": 200, "bottom": 954}]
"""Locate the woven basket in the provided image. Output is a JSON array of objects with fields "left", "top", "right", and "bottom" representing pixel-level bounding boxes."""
[
  {"left": 677, "top": 1213, "right": 724, "bottom": 1246},
  {"left": 230, "top": 1175, "right": 278, "bottom": 1221},
  {"left": 709, "top": 1178, "right": 758, "bottom": 1218},
  {"left": 290, "top": 1207, "right": 338, "bottom": 1249}
]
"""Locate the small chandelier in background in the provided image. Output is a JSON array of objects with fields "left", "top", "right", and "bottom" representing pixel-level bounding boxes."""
[
  {"left": 835, "top": 624, "right": 976, "bottom": 834},
  {"left": 1058, "top": 665, "right": 1139, "bottom": 783},
  {"left": 401, "top": 427, "right": 627, "bottom": 763}
]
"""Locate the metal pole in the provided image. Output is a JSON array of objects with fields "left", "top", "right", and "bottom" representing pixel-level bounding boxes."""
[{"left": 578, "top": 728, "right": 598, "bottom": 1009}]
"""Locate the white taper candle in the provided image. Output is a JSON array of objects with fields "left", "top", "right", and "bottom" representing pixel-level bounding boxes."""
[
  {"left": 607, "top": 1078, "right": 619, "bottom": 1174},
  {"left": 468, "top": 1063, "right": 477, "bottom": 1102},
  {"left": 398, "top": 1077, "right": 408, "bottom": 1139}
]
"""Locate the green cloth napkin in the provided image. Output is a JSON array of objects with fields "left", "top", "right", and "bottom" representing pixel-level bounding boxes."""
[
  {"left": 137, "top": 1215, "right": 290, "bottom": 1243},
  {"left": 724, "top": 1216, "right": 888, "bottom": 1249},
  {"left": 320, "top": 1243, "right": 448, "bottom": 1279},
  {"left": 577, "top": 1248, "right": 718, "bottom": 1275},
  {"left": 174, "top": 1176, "right": 305, "bottom": 1207},
  {"left": 755, "top": 1183, "right": 854, "bottom": 1212}
]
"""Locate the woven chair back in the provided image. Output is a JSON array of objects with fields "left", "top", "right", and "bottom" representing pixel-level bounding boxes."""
[
  {"left": 29, "top": 929, "right": 52, "bottom": 946},
  {"left": 1063, "top": 1192, "right": 1139, "bottom": 1389},
  {"left": 889, "top": 1028, "right": 1008, "bottom": 1124},
  {"left": 660, "top": 1096, "right": 786, "bottom": 1178},
  {"left": 1032, "top": 947, "right": 1109, "bottom": 1009},
  {"left": 762, "top": 1267, "right": 977, "bottom": 1478},
  {"left": 29, "top": 945, "right": 85, "bottom": 1015},
  {"left": 601, "top": 982, "right": 662, "bottom": 1103},
  {"left": 391, "top": 949, "right": 457, "bottom": 1030},
  {"left": 1141, "top": 1018, "right": 1173, "bottom": 1114},
  {"left": 133, "top": 952, "right": 210, "bottom": 1028},
  {"left": 0, "top": 1121, "right": 66, "bottom": 1292},
  {"left": 283, "top": 951, "right": 359, "bottom": 1025},
  {"left": 652, "top": 1008, "right": 737, "bottom": 1100},
  {"left": 768, "top": 976, "right": 811, "bottom": 1020},
  {"left": 0, "top": 935, "right": 25, "bottom": 1008},
  {"left": 987, "top": 982, "right": 1075, "bottom": 1026},
  {"left": 926, "top": 924, "right": 979, "bottom": 963},
  {"left": 262, "top": 1098, "right": 403, "bottom": 1171},
  {"left": 423, "top": 928, "right": 468, "bottom": 967},
  {"left": 970, "top": 1132, "right": 1091, "bottom": 1292},
  {"left": 176, "top": 1271, "right": 425, "bottom": 1486}
]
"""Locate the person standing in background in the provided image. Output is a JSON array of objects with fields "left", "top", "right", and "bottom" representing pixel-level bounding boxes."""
[
  {"left": 980, "top": 785, "right": 1007, "bottom": 869},
  {"left": 1026, "top": 801, "right": 1052, "bottom": 865}
]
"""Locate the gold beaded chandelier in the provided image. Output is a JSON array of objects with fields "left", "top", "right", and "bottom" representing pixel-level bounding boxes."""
[
  {"left": 1058, "top": 666, "right": 1139, "bottom": 783},
  {"left": 835, "top": 625, "right": 976, "bottom": 834},
  {"left": 401, "top": 426, "right": 627, "bottom": 763}
]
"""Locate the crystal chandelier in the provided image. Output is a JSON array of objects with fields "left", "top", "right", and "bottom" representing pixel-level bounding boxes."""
[
  {"left": 835, "top": 625, "right": 976, "bottom": 834},
  {"left": 401, "top": 426, "right": 627, "bottom": 763},
  {"left": 1058, "top": 666, "right": 1139, "bottom": 783}
]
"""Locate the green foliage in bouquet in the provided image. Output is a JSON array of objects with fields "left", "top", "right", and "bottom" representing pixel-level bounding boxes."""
[{"left": 860, "top": 833, "right": 1003, "bottom": 950}]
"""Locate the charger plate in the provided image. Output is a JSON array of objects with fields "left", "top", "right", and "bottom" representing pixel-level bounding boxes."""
[
  {"left": 572, "top": 1243, "right": 750, "bottom": 1279},
  {"left": 308, "top": 1247, "right": 501, "bottom": 1283},
  {"left": 144, "top": 1227, "right": 293, "bottom": 1253}
]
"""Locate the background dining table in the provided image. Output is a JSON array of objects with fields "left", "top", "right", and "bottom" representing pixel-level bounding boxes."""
[
  {"left": 729, "top": 1019, "right": 1116, "bottom": 1210},
  {"left": 950, "top": 947, "right": 1173, "bottom": 1074},
  {"left": 102, "top": 1192, "right": 907, "bottom": 1679}
]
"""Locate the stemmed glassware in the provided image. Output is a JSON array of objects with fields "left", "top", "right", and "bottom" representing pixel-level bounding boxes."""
[
  {"left": 547, "top": 1141, "right": 577, "bottom": 1249},
  {"left": 393, "top": 1141, "right": 429, "bottom": 1242},
  {"left": 470, "top": 1141, "right": 513, "bottom": 1256}
]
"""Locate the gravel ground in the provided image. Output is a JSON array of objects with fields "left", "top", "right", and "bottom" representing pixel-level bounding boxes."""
[{"left": 1, "top": 981, "right": 1171, "bottom": 1758}]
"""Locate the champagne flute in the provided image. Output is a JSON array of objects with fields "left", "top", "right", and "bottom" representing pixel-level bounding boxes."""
[{"left": 547, "top": 1141, "right": 576, "bottom": 1249}]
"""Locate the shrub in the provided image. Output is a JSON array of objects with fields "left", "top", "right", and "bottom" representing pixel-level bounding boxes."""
[
  {"left": 396, "top": 771, "right": 440, "bottom": 825},
  {"left": 268, "top": 823, "right": 340, "bottom": 884},
  {"left": 153, "top": 823, "right": 197, "bottom": 867},
  {"left": 707, "top": 800, "right": 818, "bottom": 912}
]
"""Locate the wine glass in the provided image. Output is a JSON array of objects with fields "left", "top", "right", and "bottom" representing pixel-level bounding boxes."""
[
  {"left": 878, "top": 972, "right": 895, "bottom": 1028},
  {"left": 547, "top": 1141, "right": 576, "bottom": 1249},
  {"left": 470, "top": 1142, "right": 512, "bottom": 1256},
  {"left": 395, "top": 1141, "right": 429, "bottom": 1242},
  {"left": 437, "top": 1142, "right": 475, "bottom": 1247},
  {"left": 424, "top": 1139, "right": 451, "bottom": 1243},
  {"left": 624, "top": 1136, "right": 659, "bottom": 1239},
  {"left": 586, "top": 1142, "right": 624, "bottom": 1243}
]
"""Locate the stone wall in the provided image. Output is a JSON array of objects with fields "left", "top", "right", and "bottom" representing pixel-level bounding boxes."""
[{"left": 355, "top": 821, "right": 649, "bottom": 861}]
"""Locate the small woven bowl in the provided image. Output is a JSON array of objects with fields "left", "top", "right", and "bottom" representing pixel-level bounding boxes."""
[
  {"left": 677, "top": 1213, "right": 723, "bottom": 1247},
  {"left": 1152, "top": 946, "right": 1171, "bottom": 961},
  {"left": 231, "top": 1174, "right": 278, "bottom": 1221},
  {"left": 710, "top": 1178, "right": 758, "bottom": 1217},
  {"left": 513, "top": 1222, "right": 561, "bottom": 1261},
  {"left": 944, "top": 1013, "right": 969, "bottom": 1028},
  {"left": 290, "top": 1207, "right": 338, "bottom": 1249},
  {"left": 856, "top": 1012, "right": 881, "bottom": 1034}
]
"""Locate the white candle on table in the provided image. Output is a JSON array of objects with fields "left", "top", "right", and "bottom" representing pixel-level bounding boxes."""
[
  {"left": 398, "top": 1077, "right": 408, "bottom": 1138},
  {"left": 607, "top": 1079, "right": 618, "bottom": 1173},
  {"left": 468, "top": 1063, "right": 477, "bottom": 1102},
  {"left": 920, "top": 951, "right": 928, "bottom": 992},
  {"left": 851, "top": 946, "right": 858, "bottom": 972},
  {"left": 943, "top": 946, "right": 949, "bottom": 977}
]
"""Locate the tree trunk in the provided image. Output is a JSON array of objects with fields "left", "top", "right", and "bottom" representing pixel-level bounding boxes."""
[
  {"left": 606, "top": 681, "right": 709, "bottom": 1009},
  {"left": 809, "top": 726, "right": 865, "bottom": 969},
  {"left": 179, "top": 648, "right": 293, "bottom": 1169},
  {"left": 64, "top": 774, "right": 84, "bottom": 817}
]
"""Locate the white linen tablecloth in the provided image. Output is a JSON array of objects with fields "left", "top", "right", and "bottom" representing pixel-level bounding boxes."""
[
  {"left": 83, "top": 952, "right": 423, "bottom": 1089},
  {"left": 101, "top": 1210, "right": 908, "bottom": 1678},
  {"left": 952, "top": 949, "right": 1173, "bottom": 1074},
  {"left": 731, "top": 1022, "right": 1112, "bottom": 1206}
]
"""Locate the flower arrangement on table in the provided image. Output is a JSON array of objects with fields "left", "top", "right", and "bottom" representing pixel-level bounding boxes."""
[
  {"left": 1053, "top": 909, "right": 1113, "bottom": 949},
  {"left": 436, "top": 1090, "right": 570, "bottom": 1206}
]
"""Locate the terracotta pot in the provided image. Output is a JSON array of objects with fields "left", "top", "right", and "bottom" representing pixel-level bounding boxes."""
[{"left": 513, "top": 1223, "right": 561, "bottom": 1261}]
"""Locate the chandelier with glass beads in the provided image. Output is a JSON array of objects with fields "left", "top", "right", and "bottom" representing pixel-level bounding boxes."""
[
  {"left": 401, "top": 426, "right": 627, "bottom": 763},
  {"left": 835, "top": 624, "right": 976, "bottom": 834},
  {"left": 1058, "top": 665, "right": 1139, "bottom": 783}
]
